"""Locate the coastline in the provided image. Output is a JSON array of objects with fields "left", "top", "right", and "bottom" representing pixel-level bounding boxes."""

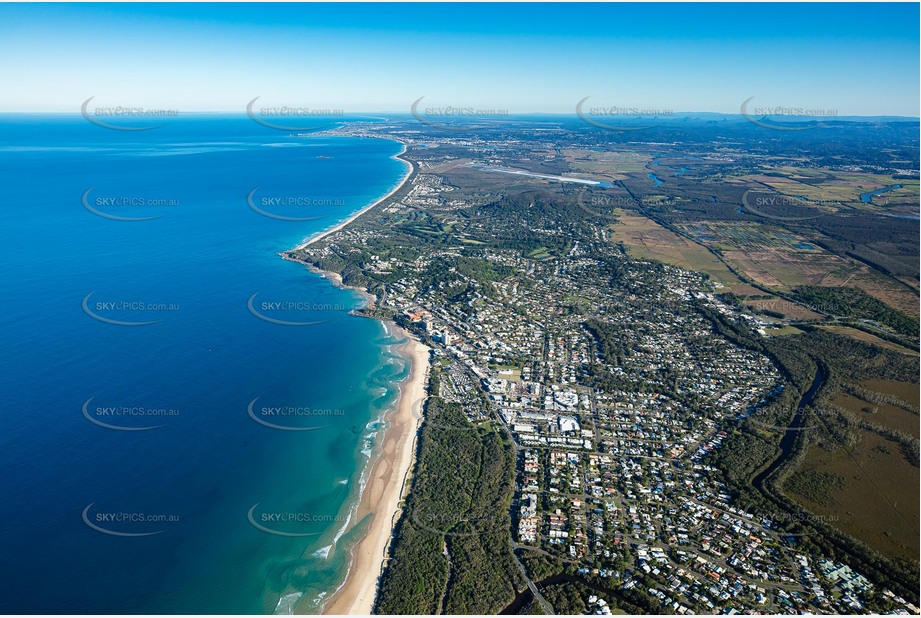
[
  {"left": 293, "top": 140, "right": 413, "bottom": 251},
  {"left": 281, "top": 137, "right": 430, "bottom": 614},
  {"left": 321, "top": 328, "right": 429, "bottom": 615}
]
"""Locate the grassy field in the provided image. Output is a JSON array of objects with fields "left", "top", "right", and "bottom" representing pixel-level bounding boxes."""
[
  {"left": 830, "top": 172, "right": 920, "bottom": 214},
  {"left": 844, "top": 275, "right": 920, "bottom": 318},
  {"left": 787, "top": 434, "right": 919, "bottom": 565},
  {"left": 676, "top": 221, "right": 845, "bottom": 290},
  {"left": 763, "top": 325, "right": 806, "bottom": 337},
  {"left": 786, "top": 376, "right": 919, "bottom": 565},
  {"left": 860, "top": 379, "right": 921, "bottom": 406},
  {"left": 897, "top": 276, "right": 920, "bottom": 293},
  {"left": 677, "top": 221, "right": 822, "bottom": 252},
  {"left": 741, "top": 168, "right": 920, "bottom": 217},
  {"left": 493, "top": 366, "right": 522, "bottom": 381},
  {"left": 563, "top": 149, "right": 651, "bottom": 181},
  {"left": 742, "top": 296, "right": 825, "bottom": 320},
  {"left": 716, "top": 249, "right": 918, "bottom": 317},
  {"left": 608, "top": 211, "right": 741, "bottom": 285},
  {"left": 751, "top": 175, "right": 859, "bottom": 203},
  {"left": 721, "top": 249, "right": 837, "bottom": 288},
  {"left": 817, "top": 325, "right": 919, "bottom": 356},
  {"left": 729, "top": 283, "right": 768, "bottom": 296},
  {"left": 831, "top": 391, "right": 919, "bottom": 438}
]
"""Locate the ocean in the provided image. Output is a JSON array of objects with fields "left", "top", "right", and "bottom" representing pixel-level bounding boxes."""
[{"left": 0, "top": 115, "right": 409, "bottom": 613}]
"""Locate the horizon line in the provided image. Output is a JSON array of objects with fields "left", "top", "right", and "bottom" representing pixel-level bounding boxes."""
[{"left": 2, "top": 110, "right": 919, "bottom": 120}]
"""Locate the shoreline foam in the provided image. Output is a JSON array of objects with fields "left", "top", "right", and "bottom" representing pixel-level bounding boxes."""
[
  {"left": 321, "top": 328, "right": 429, "bottom": 615},
  {"left": 293, "top": 140, "right": 413, "bottom": 251},
  {"left": 280, "top": 137, "right": 429, "bottom": 614}
]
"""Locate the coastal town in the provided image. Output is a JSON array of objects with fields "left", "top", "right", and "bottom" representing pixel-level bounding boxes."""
[
  {"left": 4, "top": 4, "right": 918, "bottom": 617},
  {"left": 290, "top": 124, "right": 919, "bottom": 615}
]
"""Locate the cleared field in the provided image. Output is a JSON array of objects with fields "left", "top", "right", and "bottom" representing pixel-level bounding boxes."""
[
  {"left": 831, "top": 391, "right": 919, "bottom": 438},
  {"left": 817, "top": 326, "right": 919, "bottom": 356},
  {"left": 787, "top": 433, "right": 919, "bottom": 564},
  {"left": 729, "top": 283, "right": 767, "bottom": 296},
  {"left": 669, "top": 186, "right": 919, "bottom": 317},
  {"left": 678, "top": 221, "right": 822, "bottom": 252},
  {"left": 607, "top": 211, "right": 741, "bottom": 285},
  {"left": 752, "top": 168, "right": 914, "bottom": 197},
  {"left": 763, "top": 325, "right": 805, "bottom": 336},
  {"left": 743, "top": 296, "right": 824, "bottom": 320},
  {"left": 832, "top": 172, "right": 920, "bottom": 207},
  {"left": 897, "top": 276, "right": 920, "bottom": 293},
  {"left": 820, "top": 272, "right": 920, "bottom": 318},
  {"left": 860, "top": 379, "right": 921, "bottom": 407},
  {"left": 721, "top": 249, "right": 846, "bottom": 288},
  {"left": 741, "top": 168, "right": 920, "bottom": 217},
  {"left": 751, "top": 176, "right": 858, "bottom": 203},
  {"left": 562, "top": 149, "right": 652, "bottom": 181},
  {"left": 773, "top": 166, "right": 835, "bottom": 180},
  {"left": 718, "top": 248, "right": 918, "bottom": 318}
]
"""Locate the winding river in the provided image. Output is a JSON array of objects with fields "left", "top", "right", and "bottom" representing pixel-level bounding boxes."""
[{"left": 752, "top": 365, "right": 825, "bottom": 491}]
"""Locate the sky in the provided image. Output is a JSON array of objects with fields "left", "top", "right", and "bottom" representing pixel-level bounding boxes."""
[{"left": 0, "top": 2, "right": 918, "bottom": 116}]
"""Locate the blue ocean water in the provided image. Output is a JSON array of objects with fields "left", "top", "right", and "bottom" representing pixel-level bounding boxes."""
[{"left": 0, "top": 115, "right": 409, "bottom": 613}]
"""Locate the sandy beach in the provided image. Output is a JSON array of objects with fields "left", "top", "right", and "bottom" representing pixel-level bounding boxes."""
[
  {"left": 322, "top": 328, "right": 430, "bottom": 615},
  {"left": 281, "top": 139, "right": 427, "bottom": 615},
  {"left": 294, "top": 142, "right": 413, "bottom": 251}
]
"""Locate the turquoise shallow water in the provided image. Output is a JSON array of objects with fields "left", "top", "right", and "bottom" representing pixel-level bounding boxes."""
[{"left": 0, "top": 115, "right": 408, "bottom": 613}]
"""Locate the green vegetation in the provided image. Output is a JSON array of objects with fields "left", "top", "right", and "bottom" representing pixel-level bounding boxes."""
[
  {"left": 842, "top": 383, "right": 919, "bottom": 415},
  {"left": 376, "top": 371, "right": 524, "bottom": 614},
  {"left": 783, "top": 466, "right": 846, "bottom": 505},
  {"left": 455, "top": 256, "right": 517, "bottom": 283},
  {"left": 541, "top": 582, "right": 587, "bottom": 614},
  {"left": 518, "top": 551, "right": 564, "bottom": 582},
  {"left": 704, "top": 314, "right": 920, "bottom": 602},
  {"left": 293, "top": 135, "right": 920, "bottom": 612},
  {"left": 791, "top": 285, "right": 919, "bottom": 339}
]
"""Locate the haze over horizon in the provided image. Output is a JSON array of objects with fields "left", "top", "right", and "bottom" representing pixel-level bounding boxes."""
[
  {"left": 1, "top": 2, "right": 918, "bottom": 117},
  {"left": 0, "top": 3, "right": 919, "bottom": 616}
]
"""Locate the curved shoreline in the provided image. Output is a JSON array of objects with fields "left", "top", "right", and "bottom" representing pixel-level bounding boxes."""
[
  {"left": 321, "top": 330, "right": 429, "bottom": 615},
  {"left": 280, "top": 137, "right": 429, "bottom": 614},
  {"left": 293, "top": 140, "right": 413, "bottom": 251}
]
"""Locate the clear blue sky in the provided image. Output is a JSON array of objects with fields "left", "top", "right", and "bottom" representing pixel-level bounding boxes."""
[{"left": 1, "top": 2, "right": 918, "bottom": 116}]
